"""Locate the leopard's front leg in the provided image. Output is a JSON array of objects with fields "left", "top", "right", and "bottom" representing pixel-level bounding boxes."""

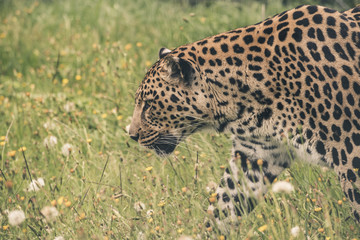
[{"left": 208, "top": 135, "right": 293, "bottom": 230}]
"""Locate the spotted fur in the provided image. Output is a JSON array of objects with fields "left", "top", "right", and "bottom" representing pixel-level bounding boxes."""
[{"left": 129, "top": 5, "right": 360, "bottom": 228}]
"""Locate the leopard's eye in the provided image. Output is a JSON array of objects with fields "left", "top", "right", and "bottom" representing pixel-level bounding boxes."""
[{"left": 143, "top": 100, "right": 152, "bottom": 111}]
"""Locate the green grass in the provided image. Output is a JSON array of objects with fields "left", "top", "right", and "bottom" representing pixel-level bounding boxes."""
[{"left": 0, "top": 0, "right": 359, "bottom": 239}]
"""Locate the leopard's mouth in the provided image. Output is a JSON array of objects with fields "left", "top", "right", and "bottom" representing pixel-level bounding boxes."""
[{"left": 146, "top": 134, "right": 179, "bottom": 156}]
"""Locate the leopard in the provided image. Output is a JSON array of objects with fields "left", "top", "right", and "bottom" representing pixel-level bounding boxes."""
[{"left": 128, "top": 4, "right": 360, "bottom": 230}]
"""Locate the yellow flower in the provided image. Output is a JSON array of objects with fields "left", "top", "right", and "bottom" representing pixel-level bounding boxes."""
[
  {"left": 314, "top": 207, "right": 322, "bottom": 212},
  {"left": 65, "top": 201, "right": 71, "bottom": 207},
  {"left": 136, "top": 42, "right": 142, "bottom": 47},
  {"left": 200, "top": 17, "right": 206, "bottom": 23},
  {"left": 157, "top": 200, "right": 166, "bottom": 207},
  {"left": 258, "top": 224, "right": 268, "bottom": 232},
  {"left": 318, "top": 228, "right": 324, "bottom": 233},
  {"left": 0, "top": 32, "right": 6, "bottom": 39},
  {"left": 338, "top": 200, "right": 343, "bottom": 205},
  {"left": 101, "top": 113, "right": 107, "bottom": 119},
  {"left": 145, "top": 61, "right": 152, "bottom": 67},
  {"left": 145, "top": 166, "right": 153, "bottom": 172},
  {"left": 16, "top": 72, "right": 23, "bottom": 79},
  {"left": 125, "top": 43, "right": 132, "bottom": 51},
  {"left": 0, "top": 136, "right": 6, "bottom": 141},
  {"left": 51, "top": 200, "right": 57, "bottom": 206},
  {"left": 18, "top": 146, "right": 26, "bottom": 152},
  {"left": 57, "top": 196, "right": 64, "bottom": 205},
  {"left": 79, "top": 212, "right": 86, "bottom": 220},
  {"left": 0, "top": 141, "right": 5, "bottom": 146},
  {"left": 86, "top": 139, "right": 92, "bottom": 143},
  {"left": 75, "top": 75, "right": 82, "bottom": 81},
  {"left": 62, "top": 78, "right": 69, "bottom": 86},
  {"left": 3, "top": 225, "right": 9, "bottom": 230},
  {"left": 177, "top": 228, "right": 184, "bottom": 233},
  {"left": 7, "top": 150, "right": 16, "bottom": 157},
  {"left": 116, "top": 115, "right": 123, "bottom": 120},
  {"left": 209, "top": 193, "right": 217, "bottom": 203},
  {"left": 257, "top": 159, "right": 263, "bottom": 166},
  {"left": 219, "top": 236, "right": 225, "bottom": 240}
]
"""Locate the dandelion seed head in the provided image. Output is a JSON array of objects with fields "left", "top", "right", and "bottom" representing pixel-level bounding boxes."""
[
  {"left": 178, "top": 235, "right": 193, "bottom": 240},
  {"left": 37, "top": 178, "right": 45, "bottom": 187},
  {"left": 205, "top": 181, "right": 217, "bottom": 193},
  {"left": 146, "top": 209, "right": 153, "bottom": 218},
  {"left": 44, "top": 136, "right": 58, "bottom": 147},
  {"left": 63, "top": 101, "right": 75, "bottom": 113},
  {"left": 27, "top": 178, "right": 45, "bottom": 192},
  {"left": 272, "top": 181, "right": 294, "bottom": 194},
  {"left": 137, "top": 231, "right": 145, "bottom": 240},
  {"left": 61, "top": 143, "right": 73, "bottom": 157},
  {"left": 43, "top": 121, "right": 56, "bottom": 130},
  {"left": 291, "top": 226, "right": 300, "bottom": 237},
  {"left": 125, "top": 124, "right": 130, "bottom": 134},
  {"left": 40, "top": 206, "right": 59, "bottom": 222},
  {"left": 8, "top": 210, "right": 25, "bottom": 226},
  {"left": 134, "top": 201, "right": 145, "bottom": 212}
]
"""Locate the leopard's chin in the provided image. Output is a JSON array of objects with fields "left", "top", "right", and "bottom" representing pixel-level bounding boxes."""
[{"left": 148, "top": 134, "right": 178, "bottom": 156}]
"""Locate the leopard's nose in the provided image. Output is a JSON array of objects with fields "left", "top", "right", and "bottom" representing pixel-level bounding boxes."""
[{"left": 130, "top": 133, "right": 139, "bottom": 142}]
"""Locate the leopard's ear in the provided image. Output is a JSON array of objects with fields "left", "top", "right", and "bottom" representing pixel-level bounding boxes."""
[
  {"left": 160, "top": 55, "right": 193, "bottom": 86},
  {"left": 159, "top": 47, "right": 171, "bottom": 59}
]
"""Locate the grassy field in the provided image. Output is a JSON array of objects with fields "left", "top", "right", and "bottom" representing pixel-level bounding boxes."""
[{"left": 0, "top": 0, "right": 359, "bottom": 239}]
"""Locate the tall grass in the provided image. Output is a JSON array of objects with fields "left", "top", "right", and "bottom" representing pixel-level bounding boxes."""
[{"left": 0, "top": 0, "right": 358, "bottom": 239}]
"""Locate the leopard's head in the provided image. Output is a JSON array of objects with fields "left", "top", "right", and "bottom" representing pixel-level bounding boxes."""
[{"left": 128, "top": 48, "right": 214, "bottom": 155}]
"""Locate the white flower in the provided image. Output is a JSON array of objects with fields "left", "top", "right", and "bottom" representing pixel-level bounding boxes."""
[
  {"left": 272, "top": 181, "right": 294, "bottom": 194},
  {"left": 126, "top": 124, "right": 130, "bottom": 134},
  {"left": 37, "top": 177, "right": 45, "bottom": 187},
  {"left": 40, "top": 206, "right": 59, "bottom": 222},
  {"left": 291, "top": 226, "right": 300, "bottom": 237},
  {"left": 205, "top": 181, "right": 218, "bottom": 193},
  {"left": 146, "top": 209, "right": 153, "bottom": 218},
  {"left": 27, "top": 178, "right": 45, "bottom": 192},
  {"left": 63, "top": 102, "right": 75, "bottom": 112},
  {"left": 8, "top": 210, "right": 25, "bottom": 226},
  {"left": 137, "top": 231, "right": 145, "bottom": 240},
  {"left": 178, "top": 235, "right": 193, "bottom": 240},
  {"left": 54, "top": 237, "right": 65, "bottom": 240},
  {"left": 44, "top": 136, "right": 58, "bottom": 147},
  {"left": 43, "top": 121, "right": 56, "bottom": 130},
  {"left": 134, "top": 201, "right": 146, "bottom": 212},
  {"left": 61, "top": 143, "right": 73, "bottom": 157}
]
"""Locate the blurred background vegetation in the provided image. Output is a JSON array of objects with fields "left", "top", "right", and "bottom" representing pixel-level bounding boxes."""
[{"left": 0, "top": 0, "right": 359, "bottom": 239}]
